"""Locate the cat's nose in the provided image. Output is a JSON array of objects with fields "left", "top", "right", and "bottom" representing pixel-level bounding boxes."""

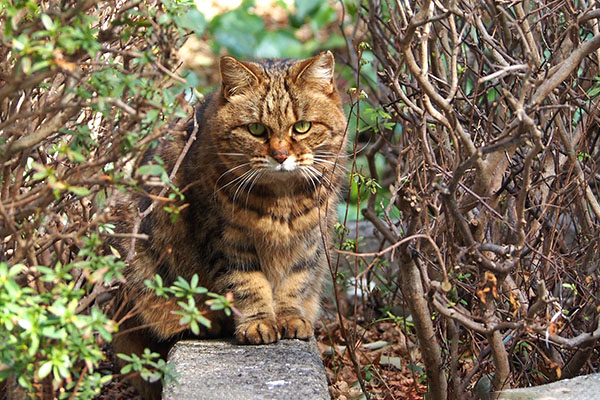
[{"left": 270, "top": 149, "right": 289, "bottom": 164}]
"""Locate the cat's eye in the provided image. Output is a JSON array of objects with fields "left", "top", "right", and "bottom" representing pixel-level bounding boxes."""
[
  {"left": 292, "top": 121, "right": 312, "bottom": 135},
  {"left": 248, "top": 123, "right": 266, "bottom": 136}
]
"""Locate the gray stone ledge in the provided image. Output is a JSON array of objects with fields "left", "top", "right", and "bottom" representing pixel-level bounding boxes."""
[
  {"left": 163, "top": 338, "right": 330, "bottom": 400},
  {"left": 498, "top": 373, "right": 600, "bottom": 400}
]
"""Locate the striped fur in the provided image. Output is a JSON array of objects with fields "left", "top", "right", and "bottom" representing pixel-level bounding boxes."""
[{"left": 112, "top": 52, "right": 346, "bottom": 398}]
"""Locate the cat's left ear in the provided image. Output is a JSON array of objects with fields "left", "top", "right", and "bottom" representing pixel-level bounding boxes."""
[
  {"left": 220, "top": 56, "right": 263, "bottom": 100},
  {"left": 293, "top": 51, "right": 335, "bottom": 94}
]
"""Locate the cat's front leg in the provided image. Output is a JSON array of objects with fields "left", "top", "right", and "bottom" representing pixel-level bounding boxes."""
[
  {"left": 273, "top": 250, "right": 326, "bottom": 340},
  {"left": 225, "top": 270, "right": 281, "bottom": 344}
]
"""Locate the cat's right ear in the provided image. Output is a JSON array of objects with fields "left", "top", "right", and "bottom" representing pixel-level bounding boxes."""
[{"left": 220, "top": 56, "right": 262, "bottom": 100}]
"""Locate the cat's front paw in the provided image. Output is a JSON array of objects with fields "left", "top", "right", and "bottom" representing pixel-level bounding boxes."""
[
  {"left": 236, "top": 318, "right": 280, "bottom": 344},
  {"left": 277, "top": 315, "right": 313, "bottom": 340}
]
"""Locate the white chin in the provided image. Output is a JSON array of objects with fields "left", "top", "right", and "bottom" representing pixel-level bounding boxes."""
[
  {"left": 274, "top": 164, "right": 296, "bottom": 172},
  {"left": 267, "top": 156, "right": 298, "bottom": 172}
]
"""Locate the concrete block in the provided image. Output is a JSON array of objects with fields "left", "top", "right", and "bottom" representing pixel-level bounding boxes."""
[
  {"left": 163, "top": 338, "right": 330, "bottom": 400},
  {"left": 498, "top": 373, "right": 600, "bottom": 400}
]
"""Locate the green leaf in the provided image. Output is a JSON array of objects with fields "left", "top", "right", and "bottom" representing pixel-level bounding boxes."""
[
  {"left": 466, "top": 77, "right": 473, "bottom": 95},
  {"left": 68, "top": 186, "right": 91, "bottom": 196},
  {"left": 12, "top": 35, "right": 27, "bottom": 52},
  {"left": 211, "top": 10, "right": 265, "bottom": 57},
  {"left": 8, "top": 264, "right": 25, "bottom": 277},
  {"left": 67, "top": 148, "right": 86, "bottom": 163},
  {"left": 120, "top": 364, "right": 132, "bottom": 374},
  {"left": 57, "top": 363, "right": 70, "bottom": 379},
  {"left": 21, "top": 56, "right": 32, "bottom": 74},
  {"left": 175, "top": 8, "right": 206, "bottom": 34},
  {"left": 29, "top": 335, "right": 39, "bottom": 357},
  {"left": 17, "top": 318, "right": 32, "bottom": 330},
  {"left": 138, "top": 164, "right": 167, "bottom": 178},
  {"left": 157, "top": 13, "right": 171, "bottom": 25},
  {"left": 41, "top": 326, "right": 67, "bottom": 340},
  {"left": 588, "top": 86, "right": 600, "bottom": 98},
  {"left": 117, "top": 353, "right": 134, "bottom": 363},
  {"left": 31, "top": 60, "right": 51, "bottom": 73},
  {"left": 189, "top": 320, "right": 199, "bottom": 335},
  {"left": 40, "top": 14, "right": 54, "bottom": 31},
  {"left": 486, "top": 87, "right": 498, "bottom": 103},
  {"left": 197, "top": 315, "right": 211, "bottom": 328},
  {"left": 143, "top": 109, "right": 160, "bottom": 124},
  {"left": 38, "top": 361, "right": 53, "bottom": 379}
]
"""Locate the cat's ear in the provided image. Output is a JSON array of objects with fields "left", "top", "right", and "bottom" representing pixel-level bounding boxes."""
[
  {"left": 220, "top": 56, "right": 262, "bottom": 100},
  {"left": 293, "top": 51, "right": 335, "bottom": 94}
]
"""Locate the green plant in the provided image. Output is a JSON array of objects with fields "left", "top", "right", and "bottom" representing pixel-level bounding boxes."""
[
  {"left": 0, "top": 262, "right": 115, "bottom": 398},
  {"left": 145, "top": 274, "right": 233, "bottom": 334}
]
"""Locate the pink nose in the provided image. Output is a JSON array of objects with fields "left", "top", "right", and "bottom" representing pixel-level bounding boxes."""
[{"left": 270, "top": 149, "right": 289, "bottom": 164}]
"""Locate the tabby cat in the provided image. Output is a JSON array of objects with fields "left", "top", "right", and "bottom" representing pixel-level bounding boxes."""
[{"left": 112, "top": 51, "right": 347, "bottom": 398}]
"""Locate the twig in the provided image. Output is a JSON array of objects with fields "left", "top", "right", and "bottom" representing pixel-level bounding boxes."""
[
  {"left": 127, "top": 112, "right": 199, "bottom": 261},
  {"left": 478, "top": 64, "right": 529, "bottom": 83}
]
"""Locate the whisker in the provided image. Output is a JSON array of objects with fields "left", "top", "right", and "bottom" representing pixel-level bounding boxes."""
[
  {"left": 245, "top": 169, "right": 265, "bottom": 210},
  {"left": 217, "top": 153, "right": 246, "bottom": 157},
  {"left": 300, "top": 167, "right": 318, "bottom": 194},
  {"left": 312, "top": 158, "right": 349, "bottom": 171},
  {"left": 306, "top": 166, "right": 322, "bottom": 187},
  {"left": 313, "top": 152, "right": 351, "bottom": 159},
  {"left": 233, "top": 170, "right": 258, "bottom": 203},
  {"left": 231, "top": 169, "right": 259, "bottom": 216},
  {"left": 215, "top": 168, "right": 254, "bottom": 195},
  {"left": 316, "top": 136, "right": 370, "bottom": 156},
  {"left": 355, "top": 140, "right": 371, "bottom": 155},
  {"left": 306, "top": 165, "right": 332, "bottom": 187},
  {"left": 213, "top": 163, "right": 251, "bottom": 195},
  {"left": 312, "top": 156, "right": 345, "bottom": 163},
  {"left": 312, "top": 162, "right": 348, "bottom": 177}
]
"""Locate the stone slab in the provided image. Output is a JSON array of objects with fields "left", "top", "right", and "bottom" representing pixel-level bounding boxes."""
[
  {"left": 163, "top": 338, "right": 330, "bottom": 400},
  {"left": 498, "top": 373, "right": 600, "bottom": 400}
]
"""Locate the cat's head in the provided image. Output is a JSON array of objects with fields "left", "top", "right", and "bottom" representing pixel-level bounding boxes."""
[{"left": 209, "top": 52, "right": 347, "bottom": 188}]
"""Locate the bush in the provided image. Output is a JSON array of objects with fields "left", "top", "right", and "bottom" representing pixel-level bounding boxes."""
[
  {"left": 0, "top": 0, "right": 344, "bottom": 398},
  {"left": 328, "top": 1, "right": 600, "bottom": 398}
]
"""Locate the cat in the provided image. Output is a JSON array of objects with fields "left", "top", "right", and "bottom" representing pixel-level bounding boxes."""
[{"left": 110, "top": 51, "right": 347, "bottom": 399}]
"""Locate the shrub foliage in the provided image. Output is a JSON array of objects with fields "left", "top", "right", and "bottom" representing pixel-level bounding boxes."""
[{"left": 0, "top": 0, "right": 210, "bottom": 398}]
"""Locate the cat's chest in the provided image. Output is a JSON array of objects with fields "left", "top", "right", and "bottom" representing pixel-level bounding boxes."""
[{"left": 221, "top": 192, "right": 324, "bottom": 240}]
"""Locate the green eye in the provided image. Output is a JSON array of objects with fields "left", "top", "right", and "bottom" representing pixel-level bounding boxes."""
[
  {"left": 248, "top": 123, "right": 266, "bottom": 136},
  {"left": 293, "top": 121, "right": 312, "bottom": 134}
]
